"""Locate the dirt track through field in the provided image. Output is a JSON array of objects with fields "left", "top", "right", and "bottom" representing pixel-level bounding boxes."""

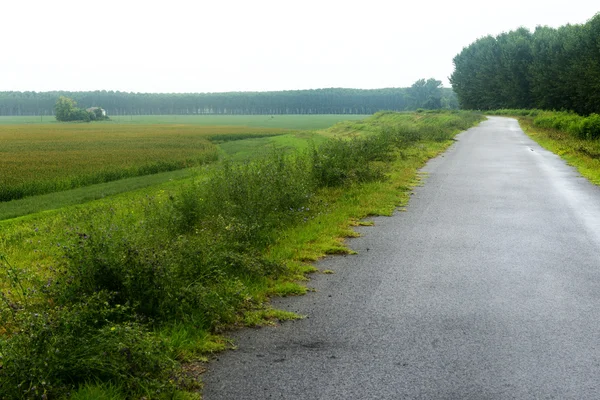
[{"left": 203, "top": 117, "right": 600, "bottom": 399}]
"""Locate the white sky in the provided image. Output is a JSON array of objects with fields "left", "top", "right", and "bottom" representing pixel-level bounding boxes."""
[{"left": 1, "top": 0, "right": 598, "bottom": 93}]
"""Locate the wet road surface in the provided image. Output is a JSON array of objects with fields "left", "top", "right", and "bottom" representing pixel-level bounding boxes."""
[{"left": 203, "top": 117, "right": 600, "bottom": 399}]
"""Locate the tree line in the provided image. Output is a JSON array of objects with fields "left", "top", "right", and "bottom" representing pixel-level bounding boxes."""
[
  {"left": 450, "top": 13, "right": 600, "bottom": 115},
  {"left": 0, "top": 83, "right": 458, "bottom": 117}
]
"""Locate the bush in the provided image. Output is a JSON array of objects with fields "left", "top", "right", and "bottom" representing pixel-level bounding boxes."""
[
  {"left": 311, "top": 136, "right": 389, "bottom": 187},
  {"left": 0, "top": 292, "right": 176, "bottom": 399},
  {"left": 533, "top": 111, "right": 585, "bottom": 138},
  {"left": 177, "top": 151, "right": 315, "bottom": 247},
  {"left": 580, "top": 114, "right": 600, "bottom": 140},
  {"left": 54, "top": 96, "right": 105, "bottom": 122}
]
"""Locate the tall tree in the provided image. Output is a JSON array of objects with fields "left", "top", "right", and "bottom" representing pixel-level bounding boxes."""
[
  {"left": 54, "top": 96, "right": 77, "bottom": 121},
  {"left": 407, "top": 78, "right": 443, "bottom": 109},
  {"left": 450, "top": 12, "right": 600, "bottom": 114}
]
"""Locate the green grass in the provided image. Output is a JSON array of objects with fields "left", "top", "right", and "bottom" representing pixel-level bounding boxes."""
[
  {"left": 0, "top": 115, "right": 55, "bottom": 124},
  {"left": 514, "top": 116, "right": 600, "bottom": 185},
  {"left": 0, "top": 167, "right": 199, "bottom": 221},
  {"left": 68, "top": 382, "right": 125, "bottom": 400},
  {"left": 219, "top": 131, "right": 330, "bottom": 161},
  {"left": 0, "top": 114, "right": 369, "bottom": 129}
]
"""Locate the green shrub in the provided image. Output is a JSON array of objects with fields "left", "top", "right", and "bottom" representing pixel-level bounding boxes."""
[
  {"left": 310, "top": 133, "right": 394, "bottom": 188},
  {"left": 0, "top": 292, "right": 176, "bottom": 399},
  {"left": 490, "top": 109, "right": 600, "bottom": 141},
  {"left": 181, "top": 151, "right": 315, "bottom": 246},
  {"left": 533, "top": 111, "right": 584, "bottom": 138},
  {"left": 580, "top": 114, "right": 600, "bottom": 140}
]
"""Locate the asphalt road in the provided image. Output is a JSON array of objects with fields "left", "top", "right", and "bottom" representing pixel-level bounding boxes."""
[{"left": 203, "top": 117, "right": 600, "bottom": 399}]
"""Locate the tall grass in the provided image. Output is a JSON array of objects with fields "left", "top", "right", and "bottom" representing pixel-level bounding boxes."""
[{"left": 0, "top": 111, "right": 483, "bottom": 399}]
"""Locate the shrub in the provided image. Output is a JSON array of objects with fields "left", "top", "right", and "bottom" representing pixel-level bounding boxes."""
[
  {"left": 580, "top": 114, "right": 600, "bottom": 140},
  {"left": 533, "top": 111, "right": 585, "bottom": 138},
  {"left": 181, "top": 151, "right": 315, "bottom": 247},
  {"left": 310, "top": 132, "right": 395, "bottom": 188},
  {"left": 0, "top": 292, "right": 176, "bottom": 399}
]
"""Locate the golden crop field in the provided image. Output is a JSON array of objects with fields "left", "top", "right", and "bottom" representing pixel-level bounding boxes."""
[{"left": 0, "top": 123, "right": 286, "bottom": 202}]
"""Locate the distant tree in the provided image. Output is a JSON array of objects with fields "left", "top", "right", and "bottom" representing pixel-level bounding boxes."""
[
  {"left": 53, "top": 96, "right": 102, "bottom": 122},
  {"left": 92, "top": 108, "right": 104, "bottom": 119},
  {"left": 2, "top": 86, "right": 459, "bottom": 117},
  {"left": 441, "top": 88, "right": 460, "bottom": 109},
  {"left": 407, "top": 78, "right": 443, "bottom": 109},
  {"left": 54, "top": 96, "right": 77, "bottom": 121}
]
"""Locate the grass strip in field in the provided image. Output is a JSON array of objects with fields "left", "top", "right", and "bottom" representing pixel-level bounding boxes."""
[
  {"left": 219, "top": 131, "right": 329, "bottom": 161},
  {"left": 0, "top": 167, "right": 198, "bottom": 222}
]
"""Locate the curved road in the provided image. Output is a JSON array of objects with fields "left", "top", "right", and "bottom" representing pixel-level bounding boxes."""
[{"left": 203, "top": 117, "right": 600, "bottom": 399}]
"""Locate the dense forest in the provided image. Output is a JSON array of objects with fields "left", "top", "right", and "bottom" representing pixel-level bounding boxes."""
[
  {"left": 450, "top": 13, "right": 600, "bottom": 115},
  {"left": 0, "top": 83, "right": 458, "bottom": 116}
]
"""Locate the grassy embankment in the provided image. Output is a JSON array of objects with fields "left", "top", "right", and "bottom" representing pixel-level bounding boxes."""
[
  {"left": 0, "top": 111, "right": 483, "bottom": 399},
  {"left": 488, "top": 109, "right": 600, "bottom": 184}
]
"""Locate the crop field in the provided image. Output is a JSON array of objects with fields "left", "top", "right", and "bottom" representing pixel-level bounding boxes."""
[
  {"left": 0, "top": 114, "right": 369, "bottom": 129},
  {"left": 0, "top": 123, "right": 287, "bottom": 202}
]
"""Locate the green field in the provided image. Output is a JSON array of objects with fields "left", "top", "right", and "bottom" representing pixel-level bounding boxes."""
[
  {"left": 0, "top": 115, "right": 368, "bottom": 204},
  {"left": 0, "top": 114, "right": 369, "bottom": 129},
  {"left": 0, "top": 123, "right": 292, "bottom": 202}
]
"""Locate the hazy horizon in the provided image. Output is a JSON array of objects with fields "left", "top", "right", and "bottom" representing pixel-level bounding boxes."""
[
  {"left": 2, "top": 0, "right": 598, "bottom": 94},
  {"left": 0, "top": 86, "right": 449, "bottom": 94}
]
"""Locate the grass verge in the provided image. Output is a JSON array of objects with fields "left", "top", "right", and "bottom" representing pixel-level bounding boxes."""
[
  {"left": 488, "top": 110, "right": 600, "bottom": 185},
  {"left": 519, "top": 118, "right": 600, "bottom": 185}
]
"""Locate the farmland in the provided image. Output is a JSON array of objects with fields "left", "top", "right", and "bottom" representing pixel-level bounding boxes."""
[
  {"left": 0, "top": 123, "right": 288, "bottom": 202},
  {"left": 0, "top": 115, "right": 370, "bottom": 204}
]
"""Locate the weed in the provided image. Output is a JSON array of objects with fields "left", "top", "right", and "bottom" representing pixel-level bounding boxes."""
[
  {"left": 243, "top": 308, "right": 303, "bottom": 327},
  {"left": 269, "top": 281, "right": 308, "bottom": 297},
  {"left": 68, "top": 382, "right": 124, "bottom": 400}
]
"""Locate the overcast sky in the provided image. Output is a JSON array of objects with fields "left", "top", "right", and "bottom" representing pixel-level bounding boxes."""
[{"left": 2, "top": 1, "right": 598, "bottom": 93}]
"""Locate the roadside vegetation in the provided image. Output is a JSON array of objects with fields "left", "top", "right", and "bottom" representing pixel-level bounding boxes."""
[
  {"left": 488, "top": 109, "right": 600, "bottom": 184},
  {"left": 0, "top": 111, "right": 483, "bottom": 399}
]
